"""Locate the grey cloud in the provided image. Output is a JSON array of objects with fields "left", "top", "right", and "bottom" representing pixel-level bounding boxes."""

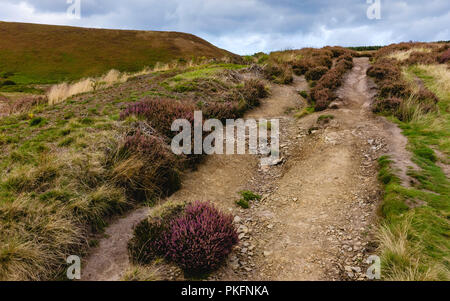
[{"left": 0, "top": 0, "right": 448, "bottom": 54}]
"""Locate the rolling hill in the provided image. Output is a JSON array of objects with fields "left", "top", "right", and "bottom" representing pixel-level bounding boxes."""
[{"left": 0, "top": 21, "right": 239, "bottom": 84}]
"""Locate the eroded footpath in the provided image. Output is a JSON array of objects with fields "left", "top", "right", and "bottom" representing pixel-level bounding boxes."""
[{"left": 83, "top": 58, "right": 412, "bottom": 281}]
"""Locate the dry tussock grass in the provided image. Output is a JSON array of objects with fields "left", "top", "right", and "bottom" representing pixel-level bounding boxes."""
[
  {"left": 47, "top": 57, "right": 230, "bottom": 105},
  {"left": 0, "top": 196, "right": 83, "bottom": 281},
  {"left": 0, "top": 145, "right": 131, "bottom": 280},
  {"left": 386, "top": 47, "right": 432, "bottom": 61},
  {"left": 417, "top": 64, "right": 450, "bottom": 93},
  {"left": 377, "top": 215, "right": 449, "bottom": 281},
  {"left": 48, "top": 69, "right": 130, "bottom": 105}
]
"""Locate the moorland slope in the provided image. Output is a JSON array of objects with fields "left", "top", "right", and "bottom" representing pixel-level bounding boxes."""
[{"left": 0, "top": 21, "right": 239, "bottom": 84}]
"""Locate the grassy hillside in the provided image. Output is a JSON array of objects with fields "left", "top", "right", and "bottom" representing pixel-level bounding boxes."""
[
  {"left": 0, "top": 61, "right": 268, "bottom": 280},
  {"left": 0, "top": 21, "right": 239, "bottom": 85}
]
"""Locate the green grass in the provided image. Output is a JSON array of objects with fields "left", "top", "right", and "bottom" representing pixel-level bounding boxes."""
[
  {"left": 163, "top": 63, "right": 246, "bottom": 92},
  {"left": 235, "top": 191, "right": 262, "bottom": 209},
  {"left": 239, "top": 190, "right": 262, "bottom": 202},
  {"left": 236, "top": 199, "right": 250, "bottom": 209},
  {"left": 317, "top": 115, "right": 335, "bottom": 122},
  {"left": 376, "top": 64, "right": 450, "bottom": 280},
  {"left": 294, "top": 106, "right": 315, "bottom": 119},
  {"left": 0, "top": 58, "right": 260, "bottom": 280}
]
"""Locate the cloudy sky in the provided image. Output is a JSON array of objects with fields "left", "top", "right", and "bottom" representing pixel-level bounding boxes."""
[{"left": 0, "top": 0, "right": 449, "bottom": 54}]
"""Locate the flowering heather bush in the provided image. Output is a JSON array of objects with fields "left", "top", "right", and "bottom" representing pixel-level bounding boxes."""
[
  {"left": 335, "top": 57, "right": 354, "bottom": 71},
  {"left": 120, "top": 98, "right": 196, "bottom": 138},
  {"left": 164, "top": 201, "right": 239, "bottom": 274}
]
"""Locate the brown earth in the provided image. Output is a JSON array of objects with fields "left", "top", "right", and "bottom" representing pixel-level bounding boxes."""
[{"left": 82, "top": 58, "right": 415, "bottom": 281}]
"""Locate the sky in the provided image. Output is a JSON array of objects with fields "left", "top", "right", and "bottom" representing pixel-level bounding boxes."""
[{"left": 0, "top": 0, "right": 449, "bottom": 54}]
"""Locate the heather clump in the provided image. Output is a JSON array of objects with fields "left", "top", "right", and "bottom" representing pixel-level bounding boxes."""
[
  {"left": 128, "top": 201, "right": 238, "bottom": 276},
  {"left": 120, "top": 98, "right": 196, "bottom": 138}
]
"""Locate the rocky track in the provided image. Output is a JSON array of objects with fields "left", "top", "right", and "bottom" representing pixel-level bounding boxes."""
[{"left": 82, "top": 58, "right": 413, "bottom": 281}]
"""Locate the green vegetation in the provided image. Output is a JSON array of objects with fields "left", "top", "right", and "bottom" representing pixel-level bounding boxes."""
[
  {"left": 236, "top": 199, "right": 250, "bottom": 209},
  {"left": 370, "top": 45, "right": 450, "bottom": 280},
  {"left": 299, "top": 90, "right": 308, "bottom": 99},
  {"left": 235, "top": 190, "right": 262, "bottom": 209},
  {"left": 317, "top": 114, "right": 335, "bottom": 123},
  {"left": 0, "top": 60, "right": 267, "bottom": 280},
  {"left": 294, "top": 105, "right": 315, "bottom": 119},
  {"left": 163, "top": 63, "right": 246, "bottom": 92},
  {"left": 239, "top": 190, "right": 262, "bottom": 202}
]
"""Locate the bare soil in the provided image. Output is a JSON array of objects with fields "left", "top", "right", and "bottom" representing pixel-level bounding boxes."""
[{"left": 82, "top": 58, "right": 415, "bottom": 281}]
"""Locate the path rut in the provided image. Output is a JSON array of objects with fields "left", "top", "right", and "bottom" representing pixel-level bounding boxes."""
[{"left": 82, "top": 58, "right": 414, "bottom": 281}]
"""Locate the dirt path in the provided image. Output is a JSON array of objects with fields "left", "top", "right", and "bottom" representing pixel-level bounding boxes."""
[
  {"left": 82, "top": 207, "right": 149, "bottom": 281},
  {"left": 82, "top": 58, "right": 414, "bottom": 281}
]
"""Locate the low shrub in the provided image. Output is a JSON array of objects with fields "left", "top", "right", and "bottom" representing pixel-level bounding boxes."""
[
  {"left": 203, "top": 102, "right": 240, "bottom": 121},
  {"left": 317, "top": 70, "right": 342, "bottom": 90},
  {"left": 312, "top": 55, "right": 333, "bottom": 69},
  {"left": 264, "top": 63, "right": 293, "bottom": 84},
  {"left": 379, "top": 81, "right": 411, "bottom": 98},
  {"left": 128, "top": 202, "right": 185, "bottom": 264},
  {"left": 0, "top": 80, "right": 16, "bottom": 86},
  {"left": 241, "top": 79, "right": 268, "bottom": 107},
  {"left": 406, "top": 51, "right": 437, "bottom": 65},
  {"left": 308, "top": 54, "right": 354, "bottom": 111},
  {"left": 310, "top": 86, "right": 333, "bottom": 111},
  {"left": 372, "top": 97, "right": 402, "bottom": 114},
  {"left": 367, "top": 59, "right": 401, "bottom": 80},
  {"left": 325, "top": 46, "right": 352, "bottom": 58},
  {"left": 120, "top": 98, "right": 196, "bottom": 139},
  {"left": 111, "top": 130, "right": 181, "bottom": 200},
  {"left": 335, "top": 57, "right": 354, "bottom": 71},
  {"left": 415, "top": 87, "right": 439, "bottom": 104},
  {"left": 437, "top": 48, "right": 450, "bottom": 64},
  {"left": 29, "top": 116, "right": 45, "bottom": 127},
  {"left": 164, "top": 202, "right": 238, "bottom": 275},
  {"left": 292, "top": 59, "right": 312, "bottom": 75},
  {"left": 305, "top": 66, "right": 328, "bottom": 81}
]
